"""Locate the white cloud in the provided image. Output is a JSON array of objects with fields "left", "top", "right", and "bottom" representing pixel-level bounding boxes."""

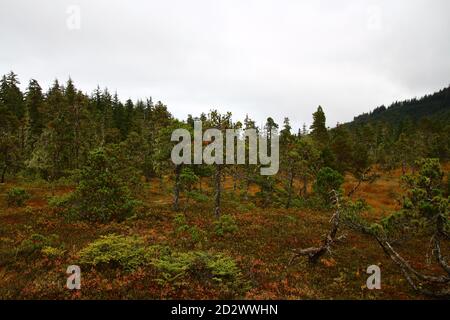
[{"left": 1, "top": 0, "right": 449, "bottom": 129}]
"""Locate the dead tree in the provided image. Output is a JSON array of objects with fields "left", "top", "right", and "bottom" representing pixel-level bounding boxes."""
[
  {"left": 354, "top": 224, "right": 449, "bottom": 298},
  {"left": 290, "top": 189, "right": 450, "bottom": 298},
  {"left": 214, "top": 164, "right": 222, "bottom": 219},
  {"left": 343, "top": 207, "right": 450, "bottom": 298},
  {"left": 290, "top": 190, "right": 344, "bottom": 264}
]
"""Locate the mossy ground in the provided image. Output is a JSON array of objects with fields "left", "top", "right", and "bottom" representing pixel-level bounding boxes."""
[{"left": 0, "top": 166, "right": 448, "bottom": 299}]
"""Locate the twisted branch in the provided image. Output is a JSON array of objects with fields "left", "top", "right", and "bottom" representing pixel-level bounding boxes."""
[{"left": 290, "top": 190, "right": 342, "bottom": 264}]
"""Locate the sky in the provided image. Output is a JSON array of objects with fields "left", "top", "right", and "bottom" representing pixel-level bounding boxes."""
[{"left": 1, "top": 0, "right": 449, "bottom": 130}]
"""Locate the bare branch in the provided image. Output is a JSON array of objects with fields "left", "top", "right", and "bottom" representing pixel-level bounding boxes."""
[{"left": 290, "top": 190, "right": 342, "bottom": 264}]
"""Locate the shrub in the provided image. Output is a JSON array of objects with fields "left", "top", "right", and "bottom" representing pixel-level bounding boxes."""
[
  {"left": 78, "top": 234, "right": 151, "bottom": 271},
  {"left": 173, "top": 214, "right": 206, "bottom": 246},
  {"left": 48, "top": 193, "right": 73, "bottom": 208},
  {"left": 313, "top": 167, "right": 344, "bottom": 204},
  {"left": 71, "top": 148, "right": 141, "bottom": 222},
  {"left": 179, "top": 167, "right": 199, "bottom": 192},
  {"left": 174, "top": 213, "right": 188, "bottom": 230},
  {"left": 77, "top": 235, "right": 247, "bottom": 293},
  {"left": 151, "top": 250, "right": 243, "bottom": 287},
  {"left": 187, "top": 190, "right": 209, "bottom": 203},
  {"left": 18, "top": 234, "right": 59, "bottom": 257},
  {"left": 6, "top": 187, "right": 30, "bottom": 207},
  {"left": 254, "top": 175, "right": 277, "bottom": 206},
  {"left": 41, "top": 246, "right": 66, "bottom": 259},
  {"left": 402, "top": 158, "right": 448, "bottom": 220},
  {"left": 214, "top": 214, "right": 238, "bottom": 236}
]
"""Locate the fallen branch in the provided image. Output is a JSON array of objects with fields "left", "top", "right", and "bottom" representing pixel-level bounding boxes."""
[
  {"left": 346, "top": 215, "right": 450, "bottom": 297},
  {"left": 375, "top": 234, "right": 450, "bottom": 298},
  {"left": 290, "top": 190, "right": 342, "bottom": 264}
]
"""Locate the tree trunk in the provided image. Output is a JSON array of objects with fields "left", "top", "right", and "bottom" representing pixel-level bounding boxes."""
[
  {"left": 2, "top": 148, "right": 9, "bottom": 183},
  {"left": 286, "top": 169, "right": 294, "bottom": 209},
  {"left": 302, "top": 173, "right": 308, "bottom": 197},
  {"left": 347, "top": 179, "right": 362, "bottom": 197},
  {"left": 173, "top": 165, "right": 181, "bottom": 211},
  {"left": 291, "top": 190, "right": 342, "bottom": 264},
  {"left": 214, "top": 165, "right": 222, "bottom": 218},
  {"left": 233, "top": 167, "right": 238, "bottom": 192},
  {"left": 1, "top": 165, "right": 7, "bottom": 183}
]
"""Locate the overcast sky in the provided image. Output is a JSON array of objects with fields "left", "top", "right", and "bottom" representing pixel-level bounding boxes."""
[{"left": 1, "top": 0, "right": 449, "bottom": 129}]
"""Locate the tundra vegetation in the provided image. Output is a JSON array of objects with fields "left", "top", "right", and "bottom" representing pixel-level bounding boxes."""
[{"left": 0, "top": 72, "right": 449, "bottom": 299}]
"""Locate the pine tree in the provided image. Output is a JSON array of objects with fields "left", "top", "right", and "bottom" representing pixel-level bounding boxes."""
[
  {"left": 25, "top": 79, "right": 45, "bottom": 150},
  {"left": 310, "top": 106, "right": 328, "bottom": 146},
  {"left": 330, "top": 124, "right": 353, "bottom": 173}
]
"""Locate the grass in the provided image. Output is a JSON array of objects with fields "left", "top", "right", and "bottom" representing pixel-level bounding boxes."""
[{"left": 0, "top": 170, "right": 444, "bottom": 299}]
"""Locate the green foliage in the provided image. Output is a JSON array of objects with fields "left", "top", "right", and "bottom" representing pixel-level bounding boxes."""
[
  {"left": 71, "top": 148, "right": 141, "bottom": 222},
  {"left": 446, "top": 172, "right": 450, "bottom": 197},
  {"left": 330, "top": 125, "right": 353, "bottom": 173},
  {"left": 319, "top": 147, "right": 337, "bottom": 171},
  {"left": 187, "top": 190, "right": 209, "bottom": 203},
  {"left": 313, "top": 167, "right": 344, "bottom": 204},
  {"left": 18, "top": 234, "right": 59, "bottom": 257},
  {"left": 151, "top": 250, "right": 244, "bottom": 289},
  {"left": 41, "top": 246, "right": 66, "bottom": 259},
  {"left": 340, "top": 198, "right": 373, "bottom": 231},
  {"left": 48, "top": 192, "right": 73, "bottom": 208},
  {"left": 236, "top": 201, "right": 256, "bottom": 213},
  {"left": 402, "top": 159, "right": 447, "bottom": 217},
  {"left": 78, "top": 234, "right": 151, "bottom": 271},
  {"left": 214, "top": 214, "right": 238, "bottom": 236},
  {"left": 254, "top": 175, "right": 277, "bottom": 206},
  {"left": 310, "top": 105, "right": 328, "bottom": 146},
  {"left": 179, "top": 167, "right": 199, "bottom": 191},
  {"left": 372, "top": 159, "right": 448, "bottom": 239},
  {"left": 289, "top": 196, "right": 325, "bottom": 209},
  {"left": 77, "top": 234, "right": 245, "bottom": 292},
  {"left": 173, "top": 214, "right": 206, "bottom": 245},
  {"left": 6, "top": 187, "right": 30, "bottom": 207}
]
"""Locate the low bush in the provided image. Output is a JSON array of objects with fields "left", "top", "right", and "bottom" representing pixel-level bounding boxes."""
[
  {"left": 41, "top": 246, "right": 66, "bottom": 259},
  {"left": 187, "top": 190, "right": 209, "bottom": 203},
  {"left": 213, "top": 215, "right": 238, "bottom": 236},
  {"left": 17, "top": 234, "right": 60, "bottom": 257},
  {"left": 6, "top": 187, "right": 30, "bottom": 207},
  {"left": 48, "top": 193, "right": 73, "bottom": 208},
  {"left": 77, "top": 234, "right": 246, "bottom": 293},
  {"left": 53, "top": 148, "right": 142, "bottom": 222},
  {"left": 151, "top": 250, "right": 244, "bottom": 289},
  {"left": 173, "top": 214, "right": 206, "bottom": 246},
  {"left": 78, "top": 234, "right": 151, "bottom": 271}
]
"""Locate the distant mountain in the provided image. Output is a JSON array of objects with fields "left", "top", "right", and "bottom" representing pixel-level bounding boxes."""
[{"left": 348, "top": 85, "right": 450, "bottom": 127}]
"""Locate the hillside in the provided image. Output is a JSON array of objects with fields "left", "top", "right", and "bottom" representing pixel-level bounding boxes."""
[{"left": 348, "top": 86, "right": 450, "bottom": 127}]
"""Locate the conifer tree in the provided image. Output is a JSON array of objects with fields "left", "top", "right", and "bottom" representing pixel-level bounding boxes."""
[{"left": 310, "top": 105, "right": 328, "bottom": 146}]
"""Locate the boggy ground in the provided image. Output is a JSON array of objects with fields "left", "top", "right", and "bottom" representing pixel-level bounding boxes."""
[{"left": 0, "top": 167, "right": 447, "bottom": 300}]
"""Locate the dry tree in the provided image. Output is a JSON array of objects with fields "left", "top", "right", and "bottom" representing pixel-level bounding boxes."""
[{"left": 290, "top": 159, "right": 450, "bottom": 298}]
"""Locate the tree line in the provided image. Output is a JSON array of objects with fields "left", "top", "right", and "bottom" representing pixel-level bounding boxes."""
[
  {"left": 1, "top": 71, "right": 449, "bottom": 216},
  {"left": 1, "top": 72, "right": 449, "bottom": 297}
]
